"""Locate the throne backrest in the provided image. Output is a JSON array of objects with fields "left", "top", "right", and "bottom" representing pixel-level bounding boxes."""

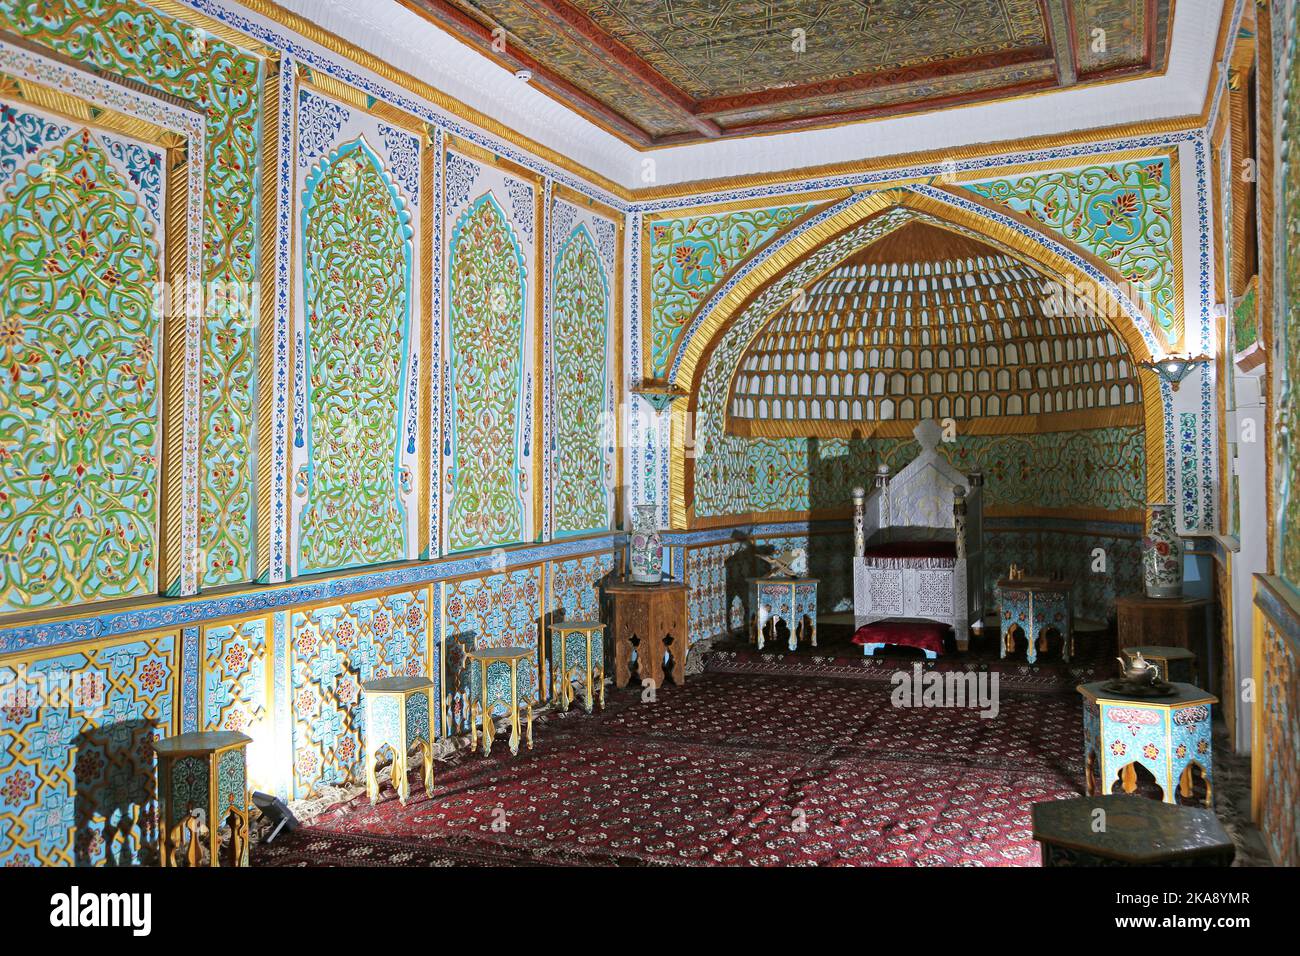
[{"left": 887, "top": 420, "right": 969, "bottom": 530}]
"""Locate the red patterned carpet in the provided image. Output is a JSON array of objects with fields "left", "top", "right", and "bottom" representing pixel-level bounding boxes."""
[{"left": 258, "top": 670, "right": 1085, "bottom": 867}]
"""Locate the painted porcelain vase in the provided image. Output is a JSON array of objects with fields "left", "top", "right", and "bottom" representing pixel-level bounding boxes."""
[
  {"left": 628, "top": 505, "right": 662, "bottom": 583},
  {"left": 1142, "top": 503, "right": 1183, "bottom": 598}
]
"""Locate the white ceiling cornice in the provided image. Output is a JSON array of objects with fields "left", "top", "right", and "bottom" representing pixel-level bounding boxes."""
[{"left": 276, "top": 0, "right": 1224, "bottom": 191}]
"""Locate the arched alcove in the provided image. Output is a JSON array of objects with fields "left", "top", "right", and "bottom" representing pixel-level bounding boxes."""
[
  {"left": 672, "top": 194, "right": 1164, "bottom": 624},
  {"left": 725, "top": 222, "right": 1144, "bottom": 439},
  {"left": 670, "top": 189, "right": 1167, "bottom": 533}
]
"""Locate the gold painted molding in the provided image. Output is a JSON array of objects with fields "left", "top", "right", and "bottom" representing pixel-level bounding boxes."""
[
  {"left": 254, "top": 54, "right": 283, "bottom": 583},
  {"left": 729, "top": 405, "right": 1145, "bottom": 440},
  {"left": 628, "top": 116, "right": 1204, "bottom": 203}
]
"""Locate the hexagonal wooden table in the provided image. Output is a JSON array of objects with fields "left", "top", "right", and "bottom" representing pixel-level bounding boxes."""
[{"left": 1032, "top": 794, "right": 1234, "bottom": 866}]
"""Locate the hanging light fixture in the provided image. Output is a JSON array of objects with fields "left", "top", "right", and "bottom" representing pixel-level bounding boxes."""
[{"left": 1137, "top": 354, "right": 1211, "bottom": 391}]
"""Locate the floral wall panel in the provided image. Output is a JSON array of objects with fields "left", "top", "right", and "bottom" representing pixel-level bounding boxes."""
[
  {"left": 0, "top": 0, "right": 266, "bottom": 588},
  {"left": 550, "top": 198, "right": 616, "bottom": 537},
  {"left": 960, "top": 155, "right": 1180, "bottom": 348},
  {"left": 441, "top": 566, "right": 542, "bottom": 732},
  {"left": 201, "top": 616, "right": 273, "bottom": 790},
  {"left": 0, "top": 633, "right": 178, "bottom": 866},
  {"left": 291, "top": 87, "right": 421, "bottom": 576},
  {"left": 0, "top": 102, "right": 165, "bottom": 613},
  {"left": 289, "top": 589, "right": 428, "bottom": 798},
  {"left": 444, "top": 149, "right": 538, "bottom": 552},
  {"left": 646, "top": 202, "right": 811, "bottom": 378}
]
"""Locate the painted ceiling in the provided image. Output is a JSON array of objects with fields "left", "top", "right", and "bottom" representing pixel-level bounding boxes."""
[{"left": 401, "top": 0, "right": 1173, "bottom": 145}]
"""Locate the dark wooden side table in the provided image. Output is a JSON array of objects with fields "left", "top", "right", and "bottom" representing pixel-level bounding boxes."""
[
  {"left": 1032, "top": 795, "right": 1235, "bottom": 866},
  {"left": 1115, "top": 593, "right": 1209, "bottom": 653},
  {"left": 605, "top": 580, "right": 688, "bottom": 689}
]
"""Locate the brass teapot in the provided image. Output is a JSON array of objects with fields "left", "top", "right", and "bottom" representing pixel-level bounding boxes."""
[{"left": 1116, "top": 651, "right": 1162, "bottom": 687}]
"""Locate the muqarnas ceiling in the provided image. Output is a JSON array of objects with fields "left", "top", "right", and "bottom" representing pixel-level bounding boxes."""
[
  {"left": 403, "top": 0, "right": 1173, "bottom": 145},
  {"left": 727, "top": 222, "right": 1144, "bottom": 438}
]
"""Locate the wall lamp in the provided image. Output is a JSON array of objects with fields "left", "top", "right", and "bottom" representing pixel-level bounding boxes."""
[{"left": 1138, "top": 354, "right": 1211, "bottom": 391}]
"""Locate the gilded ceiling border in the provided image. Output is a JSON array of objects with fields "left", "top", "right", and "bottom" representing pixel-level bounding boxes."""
[{"left": 190, "top": 0, "right": 1218, "bottom": 206}]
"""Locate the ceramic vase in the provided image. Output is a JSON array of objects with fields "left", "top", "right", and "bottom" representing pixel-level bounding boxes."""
[
  {"left": 1142, "top": 503, "right": 1183, "bottom": 598},
  {"left": 628, "top": 505, "right": 662, "bottom": 583}
]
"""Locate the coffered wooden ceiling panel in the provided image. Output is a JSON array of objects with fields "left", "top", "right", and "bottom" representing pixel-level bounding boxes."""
[{"left": 401, "top": 0, "right": 1173, "bottom": 145}]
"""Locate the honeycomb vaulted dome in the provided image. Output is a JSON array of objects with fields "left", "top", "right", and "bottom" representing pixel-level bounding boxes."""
[{"left": 727, "top": 221, "right": 1144, "bottom": 438}]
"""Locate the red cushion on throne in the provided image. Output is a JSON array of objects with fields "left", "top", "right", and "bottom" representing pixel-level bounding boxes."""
[{"left": 851, "top": 620, "right": 950, "bottom": 656}]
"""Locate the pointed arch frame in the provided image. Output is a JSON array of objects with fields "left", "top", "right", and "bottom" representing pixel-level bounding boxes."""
[{"left": 668, "top": 186, "right": 1169, "bottom": 528}]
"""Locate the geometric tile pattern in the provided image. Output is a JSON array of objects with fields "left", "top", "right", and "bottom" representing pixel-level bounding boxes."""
[
  {"left": 0, "top": 633, "right": 178, "bottom": 866},
  {"left": 1258, "top": 609, "right": 1300, "bottom": 866},
  {"left": 290, "top": 590, "right": 428, "bottom": 798},
  {"left": 442, "top": 566, "right": 543, "bottom": 727}
]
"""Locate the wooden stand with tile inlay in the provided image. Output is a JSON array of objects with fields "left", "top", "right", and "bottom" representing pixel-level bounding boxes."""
[
  {"left": 1078, "top": 681, "right": 1217, "bottom": 808},
  {"left": 749, "top": 577, "right": 818, "bottom": 652},
  {"left": 997, "top": 576, "right": 1073, "bottom": 664},
  {"left": 154, "top": 731, "right": 252, "bottom": 868},
  {"left": 361, "top": 676, "right": 435, "bottom": 806},
  {"left": 606, "top": 580, "right": 688, "bottom": 689},
  {"left": 466, "top": 647, "right": 536, "bottom": 757},
  {"left": 549, "top": 621, "right": 606, "bottom": 714}
]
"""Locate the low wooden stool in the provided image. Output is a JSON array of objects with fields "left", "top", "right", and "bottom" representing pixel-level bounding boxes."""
[
  {"left": 361, "top": 676, "right": 435, "bottom": 806},
  {"left": 1121, "top": 645, "right": 1199, "bottom": 685},
  {"left": 549, "top": 621, "right": 606, "bottom": 714},
  {"left": 153, "top": 731, "right": 252, "bottom": 867},
  {"left": 466, "top": 646, "right": 535, "bottom": 756},
  {"left": 1033, "top": 794, "right": 1235, "bottom": 866},
  {"left": 605, "top": 580, "right": 688, "bottom": 689}
]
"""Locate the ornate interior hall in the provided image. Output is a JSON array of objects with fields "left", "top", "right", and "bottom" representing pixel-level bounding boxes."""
[{"left": 0, "top": 0, "right": 1295, "bottom": 886}]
